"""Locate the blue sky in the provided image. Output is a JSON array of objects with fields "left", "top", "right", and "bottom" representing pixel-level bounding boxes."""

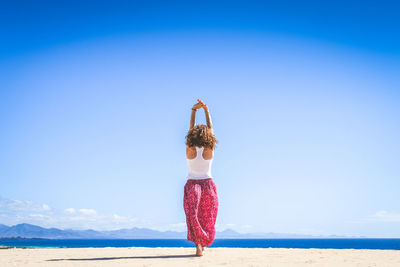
[{"left": 1, "top": 1, "right": 400, "bottom": 237}]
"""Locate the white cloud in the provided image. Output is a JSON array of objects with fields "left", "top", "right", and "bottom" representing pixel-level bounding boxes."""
[
  {"left": 371, "top": 210, "right": 400, "bottom": 222},
  {"left": 64, "top": 208, "right": 76, "bottom": 214},
  {"left": 0, "top": 198, "right": 52, "bottom": 212},
  {"left": 28, "top": 214, "right": 47, "bottom": 218},
  {"left": 113, "top": 214, "right": 123, "bottom": 219},
  {"left": 349, "top": 210, "right": 400, "bottom": 224},
  {"left": 0, "top": 196, "right": 144, "bottom": 231},
  {"left": 78, "top": 209, "right": 97, "bottom": 216},
  {"left": 42, "top": 204, "right": 51, "bottom": 211},
  {"left": 167, "top": 222, "right": 186, "bottom": 232}
]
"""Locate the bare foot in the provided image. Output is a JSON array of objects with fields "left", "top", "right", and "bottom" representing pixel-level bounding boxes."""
[{"left": 196, "top": 244, "right": 203, "bottom": 256}]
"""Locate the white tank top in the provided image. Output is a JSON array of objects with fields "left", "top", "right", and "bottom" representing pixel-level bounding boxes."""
[{"left": 187, "top": 146, "right": 213, "bottom": 179}]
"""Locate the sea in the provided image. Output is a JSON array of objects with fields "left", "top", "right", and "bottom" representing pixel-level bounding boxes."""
[{"left": 1, "top": 239, "right": 400, "bottom": 250}]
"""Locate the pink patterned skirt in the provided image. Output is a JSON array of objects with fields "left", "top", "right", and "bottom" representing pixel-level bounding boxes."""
[{"left": 183, "top": 178, "right": 218, "bottom": 247}]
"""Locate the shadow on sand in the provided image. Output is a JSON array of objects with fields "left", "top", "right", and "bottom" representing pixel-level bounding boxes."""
[{"left": 48, "top": 254, "right": 198, "bottom": 261}]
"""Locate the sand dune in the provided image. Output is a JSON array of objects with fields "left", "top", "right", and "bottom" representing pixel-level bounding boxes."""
[{"left": 1, "top": 247, "right": 400, "bottom": 266}]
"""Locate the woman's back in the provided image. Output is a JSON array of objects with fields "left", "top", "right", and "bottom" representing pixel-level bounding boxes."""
[{"left": 187, "top": 146, "right": 213, "bottom": 179}]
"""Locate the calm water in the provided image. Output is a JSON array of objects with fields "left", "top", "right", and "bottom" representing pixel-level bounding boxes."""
[{"left": 1, "top": 239, "right": 400, "bottom": 250}]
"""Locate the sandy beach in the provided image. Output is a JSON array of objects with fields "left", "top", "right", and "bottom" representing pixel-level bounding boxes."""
[{"left": 1, "top": 247, "right": 400, "bottom": 267}]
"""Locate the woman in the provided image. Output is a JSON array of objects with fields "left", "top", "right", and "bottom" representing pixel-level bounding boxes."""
[{"left": 184, "top": 99, "right": 219, "bottom": 256}]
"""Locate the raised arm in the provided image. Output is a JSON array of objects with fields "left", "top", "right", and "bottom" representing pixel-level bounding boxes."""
[
  {"left": 190, "top": 99, "right": 213, "bottom": 130},
  {"left": 203, "top": 105, "right": 213, "bottom": 130},
  {"left": 196, "top": 99, "right": 213, "bottom": 131},
  {"left": 189, "top": 108, "right": 196, "bottom": 129},
  {"left": 190, "top": 100, "right": 203, "bottom": 130}
]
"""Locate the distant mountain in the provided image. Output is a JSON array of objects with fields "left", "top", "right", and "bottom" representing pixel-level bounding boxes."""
[
  {"left": 0, "top": 224, "right": 9, "bottom": 231},
  {"left": 0, "top": 223, "right": 81, "bottom": 239},
  {"left": 0, "top": 223, "right": 360, "bottom": 239},
  {"left": 0, "top": 224, "right": 186, "bottom": 239}
]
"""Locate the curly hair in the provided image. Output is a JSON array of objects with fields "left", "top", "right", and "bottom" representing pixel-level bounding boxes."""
[{"left": 186, "top": 124, "right": 217, "bottom": 150}]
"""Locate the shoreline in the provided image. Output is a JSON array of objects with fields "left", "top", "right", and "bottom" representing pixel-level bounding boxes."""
[
  {"left": 2, "top": 245, "right": 400, "bottom": 251},
  {"left": 1, "top": 238, "right": 400, "bottom": 250},
  {"left": 1, "top": 247, "right": 400, "bottom": 266}
]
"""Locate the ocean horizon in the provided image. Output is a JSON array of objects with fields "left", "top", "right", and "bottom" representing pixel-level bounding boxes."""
[{"left": 1, "top": 238, "right": 400, "bottom": 250}]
